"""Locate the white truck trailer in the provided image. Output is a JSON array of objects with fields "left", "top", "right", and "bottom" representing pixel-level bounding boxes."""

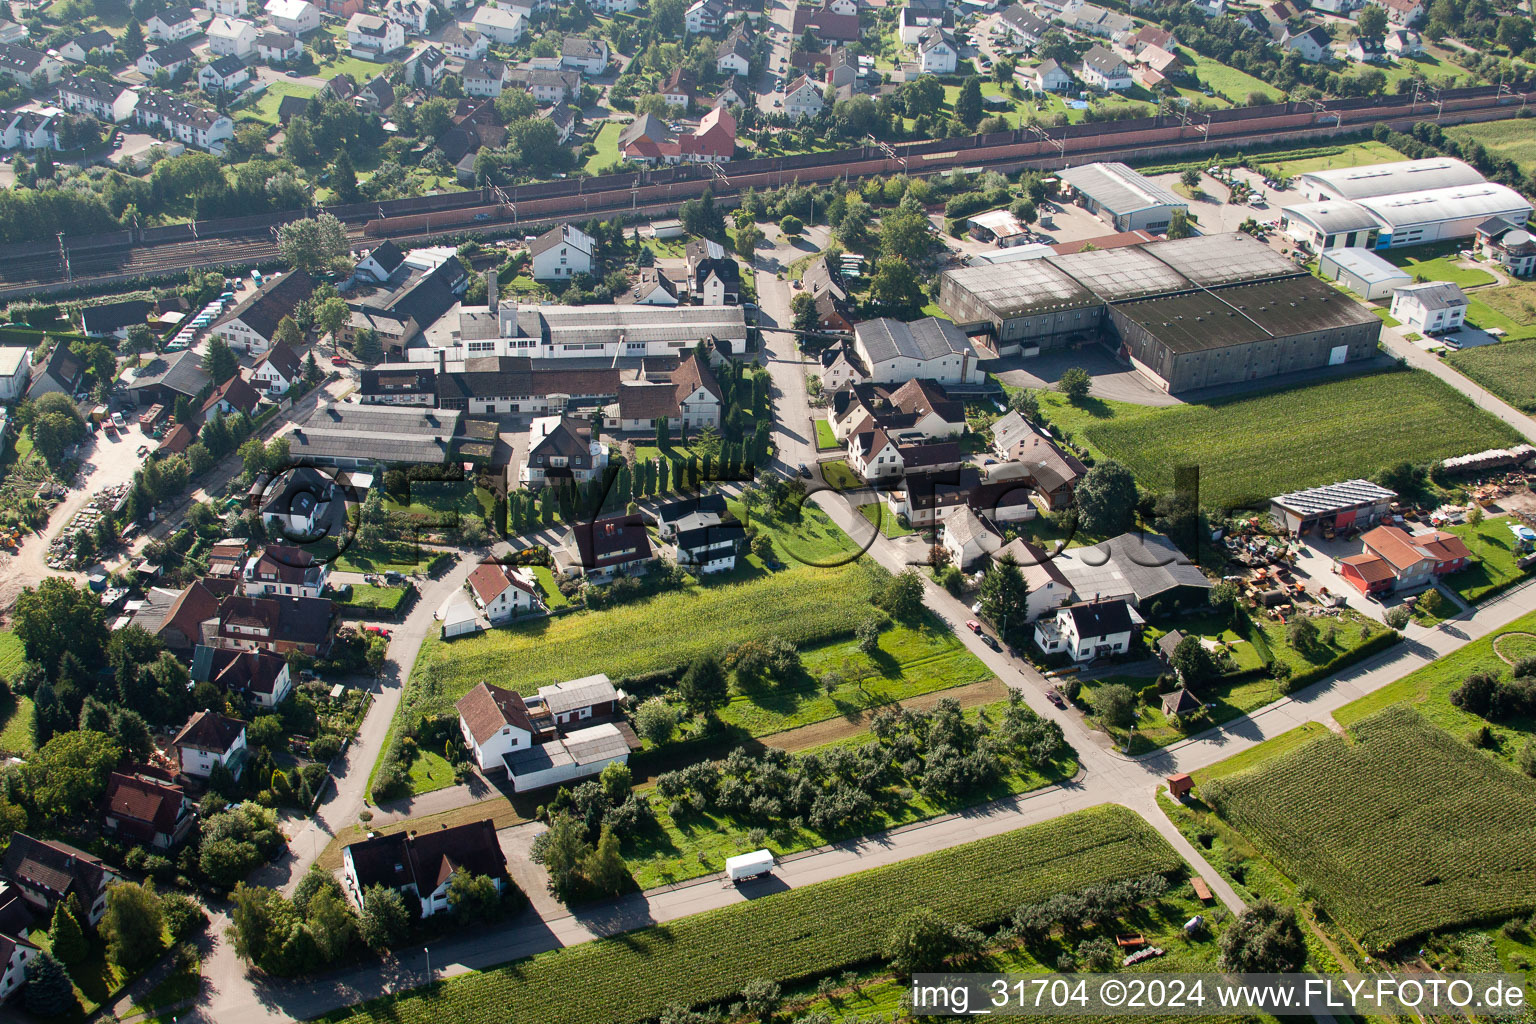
[{"left": 725, "top": 849, "right": 775, "bottom": 883}]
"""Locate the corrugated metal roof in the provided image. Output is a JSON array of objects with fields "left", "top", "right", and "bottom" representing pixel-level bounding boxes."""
[
  {"left": 1270, "top": 478, "right": 1397, "bottom": 516},
  {"left": 1058, "top": 162, "right": 1185, "bottom": 216},
  {"left": 1282, "top": 200, "right": 1383, "bottom": 235},
  {"left": 1298, "top": 157, "right": 1485, "bottom": 201},
  {"left": 1320, "top": 247, "right": 1412, "bottom": 285},
  {"left": 1356, "top": 183, "right": 1533, "bottom": 230}
]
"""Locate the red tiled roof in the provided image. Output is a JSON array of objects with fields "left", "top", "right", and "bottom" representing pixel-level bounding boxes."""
[
  {"left": 1340, "top": 552, "right": 1394, "bottom": 583},
  {"left": 456, "top": 681, "right": 536, "bottom": 745},
  {"left": 104, "top": 771, "right": 186, "bottom": 836},
  {"left": 467, "top": 561, "right": 539, "bottom": 604}
]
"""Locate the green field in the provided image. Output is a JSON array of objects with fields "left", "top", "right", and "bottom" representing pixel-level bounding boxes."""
[
  {"left": 0, "top": 630, "right": 32, "bottom": 754},
  {"left": 584, "top": 121, "right": 624, "bottom": 173},
  {"left": 714, "top": 616, "right": 991, "bottom": 737},
  {"left": 1446, "top": 119, "right": 1536, "bottom": 179},
  {"left": 240, "top": 81, "right": 318, "bottom": 126},
  {"left": 321, "top": 805, "right": 1183, "bottom": 1024},
  {"left": 1441, "top": 517, "right": 1533, "bottom": 603},
  {"left": 1203, "top": 707, "right": 1536, "bottom": 950},
  {"left": 1082, "top": 371, "right": 1522, "bottom": 510},
  {"left": 1449, "top": 339, "right": 1536, "bottom": 411},
  {"left": 1335, "top": 608, "right": 1536, "bottom": 771},
  {"left": 1180, "top": 50, "right": 1281, "bottom": 104},
  {"left": 1384, "top": 252, "right": 1498, "bottom": 289}
]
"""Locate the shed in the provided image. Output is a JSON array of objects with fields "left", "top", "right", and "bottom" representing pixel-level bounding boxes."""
[
  {"left": 1318, "top": 247, "right": 1412, "bottom": 300},
  {"left": 1161, "top": 687, "right": 1201, "bottom": 717},
  {"left": 1167, "top": 772, "right": 1193, "bottom": 799}
]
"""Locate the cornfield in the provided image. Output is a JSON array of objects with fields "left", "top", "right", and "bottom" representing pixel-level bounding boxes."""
[
  {"left": 1203, "top": 707, "right": 1536, "bottom": 950},
  {"left": 321, "top": 805, "right": 1182, "bottom": 1024}
]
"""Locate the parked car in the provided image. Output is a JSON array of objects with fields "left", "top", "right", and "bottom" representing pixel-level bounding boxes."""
[
  {"left": 331, "top": 355, "right": 348, "bottom": 366},
  {"left": 966, "top": 619, "right": 982, "bottom": 634},
  {"left": 1047, "top": 689, "right": 1065, "bottom": 708},
  {"left": 797, "top": 463, "right": 811, "bottom": 478},
  {"left": 135, "top": 444, "right": 149, "bottom": 457},
  {"left": 981, "top": 634, "right": 1000, "bottom": 651}
]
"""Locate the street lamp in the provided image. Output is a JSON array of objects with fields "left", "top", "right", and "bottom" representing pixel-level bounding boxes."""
[{"left": 424, "top": 946, "right": 431, "bottom": 983}]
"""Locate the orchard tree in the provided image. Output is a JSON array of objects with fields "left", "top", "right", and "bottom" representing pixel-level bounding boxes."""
[
  {"left": 1058, "top": 366, "right": 1092, "bottom": 402},
  {"left": 1091, "top": 683, "right": 1136, "bottom": 729},
  {"left": 884, "top": 909, "right": 984, "bottom": 976},
  {"left": 1170, "top": 634, "right": 1219, "bottom": 690},
  {"left": 678, "top": 653, "right": 729, "bottom": 717},
  {"left": 1219, "top": 899, "right": 1307, "bottom": 973}
]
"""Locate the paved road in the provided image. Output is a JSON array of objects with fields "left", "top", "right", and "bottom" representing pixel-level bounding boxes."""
[{"left": 1379, "top": 327, "right": 1536, "bottom": 443}]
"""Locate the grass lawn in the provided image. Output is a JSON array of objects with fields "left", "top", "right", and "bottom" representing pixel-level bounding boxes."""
[
  {"left": 1190, "top": 721, "right": 1331, "bottom": 787},
  {"left": 856, "top": 501, "right": 912, "bottom": 538},
  {"left": 384, "top": 481, "right": 496, "bottom": 521},
  {"left": 0, "top": 630, "right": 33, "bottom": 754},
  {"left": 319, "top": 54, "right": 388, "bottom": 82},
  {"left": 819, "top": 460, "right": 862, "bottom": 491},
  {"left": 712, "top": 615, "right": 991, "bottom": 737},
  {"left": 813, "top": 418, "right": 839, "bottom": 450},
  {"left": 337, "top": 584, "right": 409, "bottom": 615},
  {"left": 531, "top": 564, "right": 569, "bottom": 608},
  {"left": 584, "top": 120, "right": 624, "bottom": 173},
  {"left": 239, "top": 81, "right": 317, "bottom": 126},
  {"left": 1442, "top": 517, "right": 1532, "bottom": 603},
  {"left": 1180, "top": 50, "right": 1280, "bottom": 104},
  {"left": 1257, "top": 139, "right": 1408, "bottom": 179},
  {"left": 320, "top": 806, "right": 1177, "bottom": 1024},
  {"left": 1449, "top": 339, "right": 1536, "bottom": 411},
  {"left": 1083, "top": 370, "right": 1521, "bottom": 510},
  {"left": 1470, "top": 278, "right": 1536, "bottom": 326},
  {"left": 1446, "top": 118, "right": 1536, "bottom": 179},
  {"left": 1335, "top": 606, "right": 1536, "bottom": 775},
  {"left": 1383, "top": 252, "right": 1498, "bottom": 289},
  {"left": 330, "top": 541, "right": 433, "bottom": 574},
  {"left": 1464, "top": 295, "right": 1536, "bottom": 342},
  {"left": 406, "top": 749, "right": 456, "bottom": 795},
  {"left": 129, "top": 952, "right": 201, "bottom": 1017}
]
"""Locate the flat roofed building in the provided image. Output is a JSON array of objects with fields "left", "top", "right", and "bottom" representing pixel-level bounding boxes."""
[
  {"left": 1049, "top": 244, "right": 1191, "bottom": 301},
  {"left": 1140, "top": 231, "right": 1302, "bottom": 287},
  {"left": 1108, "top": 274, "right": 1381, "bottom": 394},
  {"left": 1296, "top": 156, "right": 1486, "bottom": 202},
  {"left": 1318, "top": 247, "right": 1412, "bottom": 300},
  {"left": 937, "top": 260, "right": 1099, "bottom": 354},
  {"left": 1270, "top": 478, "right": 1396, "bottom": 535},
  {"left": 1058, "top": 161, "right": 1186, "bottom": 232}
]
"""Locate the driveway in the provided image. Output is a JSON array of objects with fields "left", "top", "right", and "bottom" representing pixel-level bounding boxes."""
[{"left": 988, "top": 346, "right": 1181, "bottom": 407}]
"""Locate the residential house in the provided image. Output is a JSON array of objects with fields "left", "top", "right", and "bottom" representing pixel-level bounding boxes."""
[
  {"left": 256, "top": 30, "right": 301, "bottom": 62},
  {"left": 819, "top": 346, "right": 863, "bottom": 392},
  {"left": 208, "top": 16, "right": 259, "bottom": 56},
  {"left": 250, "top": 341, "right": 302, "bottom": 394},
  {"left": 212, "top": 269, "right": 315, "bottom": 353},
  {"left": 829, "top": 376, "right": 965, "bottom": 441},
  {"left": 465, "top": 560, "right": 544, "bottom": 623},
  {"left": 25, "top": 343, "right": 86, "bottom": 400},
  {"left": 455, "top": 681, "right": 552, "bottom": 770},
  {"left": 629, "top": 266, "right": 681, "bottom": 305},
  {"left": 133, "top": 90, "right": 235, "bottom": 152},
  {"left": 356, "top": 75, "right": 395, "bottom": 111},
  {"left": 686, "top": 0, "right": 728, "bottom": 34},
  {"left": 1034, "top": 599, "right": 1137, "bottom": 661},
  {"left": 0, "top": 43, "right": 59, "bottom": 88},
  {"left": 527, "top": 674, "right": 622, "bottom": 728},
  {"left": 147, "top": 7, "right": 200, "bottom": 41},
  {"left": 942, "top": 505, "right": 1001, "bottom": 569},
  {"left": 998, "top": 3, "right": 1049, "bottom": 47},
  {"left": 1065, "top": 1, "right": 1133, "bottom": 38},
  {"left": 792, "top": 0, "right": 861, "bottom": 43},
  {"left": 134, "top": 580, "right": 223, "bottom": 652},
  {"left": 0, "top": 108, "right": 58, "bottom": 152},
  {"left": 213, "top": 0, "right": 250, "bottom": 14},
  {"left": 199, "top": 55, "right": 252, "bottom": 92},
  {"left": 359, "top": 364, "right": 437, "bottom": 405},
  {"left": 1127, "top": 23, "right": 1177, "bottom": 52},
  {"left": 102, "top": 769, "right": 195, "bottom": 849},
  {"left": 654, "top": 492, "right": 730, "bottom": 539},
  {"left": 216, "top": 593, "right": 336, "bottom": 656},
  {"left": 200, "top": 375, "right": 261, "bottom": 422},
  {"left": 989, "top": 410, "right": 1086, "bottom": 510},
  {"left": 852, "top": 316, "right": 983, "bottom": 386},
  {"left": 603, "top": 352, "right": 723, "bottom": 433},
  {"left": 1477, "top": 218, "right": 1536, "bottom": 277},
  {"left": 56, "top": 74, "right": 138, "bottom": 122},
  {"left": 342, "top": 819, "right": 511, "bottom": 918},
  {"left": 260, "top": 465, "right": 334, "bottom": 536},
  {"left": 899, "top": 0, "right": 951, "bottom": 44},
  {"left": 1080, "top": 44, "right": 1132, "bottom": 90},
  {"left": 1, "top": 835, "right": 115, "bottom": 925},
  {"left": 439, "top": 22, "right": 488, "bottom": 59},
  {"left": 1384, "top": 27, "right": 1421, "bottom": 54},
  {"left": 884, "top": 465, "right": 979, "bottom": 528},
  {"left": 81, "top": 298, "right": 150, "bottom": 339},
  {"left": 0, "top": 895, "right": 39, "bottom": 1005},
  {"left": 717, "top": 29, "right": 752, "bottom": 75},
  {"left": 1047, "top": 531, "right": 1213, "bottom": 610},
  {"left": 264, "top": 0, "right": 321, "bottom": 34},
  {"left": 243, "top": 543, "right": 330, "bottom": 598},
  {"left": 1389, "top": 281, "right": 1467, "bottom": 334},
  {"left": 1284, "top": 24, "right": 1333, "bottom": 61},
  {"left": 58, "top": 28, "right": 115, "bottom": 63},
  {"left": 685, "top": 238, "right": 741, "bottom": 304},
  {"left": 518, "top": 414, "right": 608, "bottom": 487},
  {"left": 170, "top": 710, "right": 249, "bottom": 780},
  {"left": 664, "top": 498, "right": 740, "bottom": 573},
  {"left": 503, "top": 721, "right": 632, "bottom": 792},
  {"left": 462, "top": 57, "right": 506, "bottom": 96},
  {"left": 618, "top": 107, "right": 736, "bottom": 164},
  {"left": 539, "top": 102, "right": 577, "bottom": 142},
  {"left": 1131, "top": 43, "right": 1181, "bottom": 89},
  {"left": 782, "top": 74, "right": 824, "bottom": 118},
  {"left": 1031, "top": 57, "right": 1072, "bottom": 92},
  {"left": 529, "top": 223, "right": 595, "bottom": 280},
  {"left": 1370, "top": 0, "right": 1424, "bottom": 26},
  {"left": 556, "top": 512, "right": 655, "bottom": 579},
  {"left": 385, "top": 0, "right": 432, "bottom": 33},
  {"left": 992, "top": 537, "right": 1075, "bottom": 621},
  {"left": 847, "top": 429, "right": 961, "bottom": 482},
  {"left": 1338, "top": 524, "right": 1471, "bottom": 594},
  {"left": 347, "top": 12, "right": 406, "bottom": 56},
  {"left": 1346, "top": 35, "right": 1386, "bottom": 61},
  {"left": 915, "top": 27, "right": 957, "bottom": 74},
  {"left": 125, "top": 347, "right": 211, "bottom": 407},
  {"left": 594, "top": 0, "right": 639, "bottom": 10},
  {"left": 471, "top": 6, "right": 524, "bottom": 44},
  {"left": 136, "top": 42, "right": 195, "bottom": 77},
  {"left": 804, "top": 255, "right": 854, "bottom": 331},
  {"left": 355, "top": 239, "right": 406, "bottom": 284},
  {"left": 404, "top": 44, "right": 447, "bottom": 89},
  {"left": 194, "top": 646, "right": 294, "bottom": 707},
  {"left": 560, "top": 36, "right": 609, "bottom": 75},
  {"left": 508, "top": 66, "right": 577, "bottom": 103}
]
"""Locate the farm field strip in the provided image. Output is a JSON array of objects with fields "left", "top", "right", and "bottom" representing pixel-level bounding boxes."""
[
  {"left": 321, "top": 805, "right": 1183, "bottom": 1024},
  {"left": 1203, "top": 708, "right": 1536, "bottom": 950}
]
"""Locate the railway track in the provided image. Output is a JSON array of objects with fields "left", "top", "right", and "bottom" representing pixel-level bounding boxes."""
[{"left": 3, "top": 87, "right": 1530, "bottom": 298}]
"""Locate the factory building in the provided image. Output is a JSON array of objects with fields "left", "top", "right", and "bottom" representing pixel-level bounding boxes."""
[
  {"left": 1057, "top": 161, "right": 1188, "bottom": 232},
  {"left": 1108, "top": 275, "right": 1381, "bottom": 393},
  {"left": 936, "top": 260, "right": 1099, "bottom": 356},
  {"left": 1281, "top": 158, "right": 1533, "bottom": 251},
  {"left": 1317, "top": 247, "right": 1412, "bottom": 300}
]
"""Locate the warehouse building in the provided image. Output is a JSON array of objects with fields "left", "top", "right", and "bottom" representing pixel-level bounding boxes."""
[
  {"left": 1317, "top": 247, "right": 1412, "bottom": 300},
  {"left": 936, "top": 259, "right": 1099, "bottom": 356},
  {"left": 1281, "top": 200, "right": 1383, "bottom": 252},
  {"left": 1294, "top": 157, "right": 1487, "bottom": 203},
  {"left": 1107, "top": 274, "right": 1382, "bottom": 393},
  {"left": 1269, "top": 478, "right": 1397, "bottom": 536},
  {"left": 281, "top": 403, "right": 470, "bottom": 468},
  {"left": 1058, "top": 162, "right": 1187, "bottom": 232},
  {"left": 1354, "top": 182, "right": 1533, "bottom": 248}
]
